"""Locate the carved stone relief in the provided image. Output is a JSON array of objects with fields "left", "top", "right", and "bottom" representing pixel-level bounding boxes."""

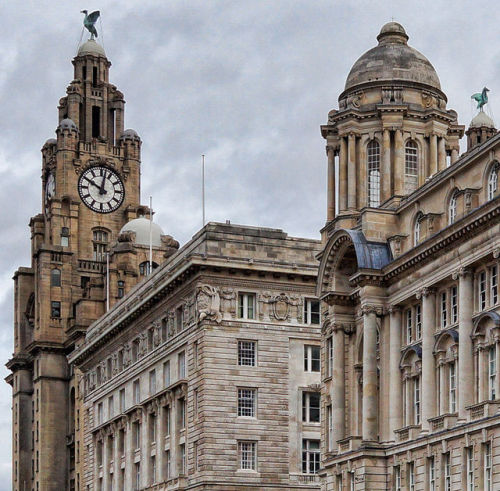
[{"left": 196, "top": 284, "right": 222, "bottom": 324}]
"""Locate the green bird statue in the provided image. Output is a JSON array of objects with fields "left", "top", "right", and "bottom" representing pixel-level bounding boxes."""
[
  {"left": 471, "top": 87, "right": 489, "bottom": 110},
  {"left": 81, "top": 10, "right": 100, "bottom": 39}
]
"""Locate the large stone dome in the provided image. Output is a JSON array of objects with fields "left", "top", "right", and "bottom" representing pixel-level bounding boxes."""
[
  {"left": 120, "top": 217, "right": 164, "bottom": 247},
  {"left": 77, "top": 39, "right": 106, "bottom": 58},
  {"left": 344, "top": 22, "right": 441, "bottom": 92}
]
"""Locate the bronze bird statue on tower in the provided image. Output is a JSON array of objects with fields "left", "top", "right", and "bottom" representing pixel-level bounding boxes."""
[{"left": 81, "top": 10, "right": 100, "bottom": 39}]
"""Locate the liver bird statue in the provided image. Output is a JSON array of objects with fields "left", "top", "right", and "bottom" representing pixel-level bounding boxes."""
[
  {"left": 471, "top": 87, "right": 489, "bottom": 110},
  {"left": 81, "top": 10, "right": 100, "bottom": 39}
]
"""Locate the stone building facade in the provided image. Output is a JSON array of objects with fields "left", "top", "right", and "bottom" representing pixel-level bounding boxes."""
[
  {"left": 318, "top": 22, "right": 500, "bottom": 490},
  {"left": 69, "top": 223, "right": 322, "bottom": 490}
]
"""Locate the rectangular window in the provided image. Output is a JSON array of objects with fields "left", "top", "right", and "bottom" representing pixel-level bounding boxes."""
[
  {"left": 149, "top": 370, "right": 156, "bottom": 395},
  {"left": 444, "top": 452, "right": 451, "bottom": 491},
  {"left": 428, "top": 456, "right": 435, "bottom": 491},
  {"left": 119, "top": 389, "right": 125, "bottom": 413},
  {"left": 488, "top": 346, "right": 496, "bottom": 400},
  {"left": 492, "top": 266, "right": 498, "bottom": 305},
  {"left": 406, "top": 309, "right": 413, "bottom": 343},
  {"left": 163, "top": 361, "right": 170, "bottom": 387},
  {"left": 108, "top": 396, "right": 114, "bottom": 419},
  {"left": 118, "top": 428, "right": 125, "bottom": 457},
  {"left": 238, "top": 441, "right": 256, "bottom": 470},
  {"left": 97, "top": 402, "right": 103, "bottom": 425},
  {"left": 179, "top": 443, "right": 185, "bottom": 474},
  {"left": 165, "top": 450, "right": 171, "bottom": 479},
  {"left": 415, "top": 304, "right": 422, "bottom": 340},
  {"left": 194, "top": 388, "right": 199, "bottom": 419},
  {"left": 165, "top": 405, "right": 171, "bottom": 436},
  {"left": 194, "top": 441, "right": 199, "bottom": 472},
  {"left": 175, "top": 306, "right": 184, "bottom": 331},
  {"left": 484, "top": 442, "right": 492, "bottom": 491},
  {"left": 134, "top": 462, "right": 140, "bottom": 491},
  {"left": 394, "top": 465, "right": 401, "bottom": 491},
  {"left": 449, "top": 362, "right": 457, "bottom": 413},
  {"left": 193, "top": 340, "right": 198, "bottom": 369},
  {"left": 51, "top": 301, "right": 61, "bottom": 318},
  {"left": 238, "top": 340, "right": 256, "bottom": 366},
  {"left": 448, "top": 287, "right": 458, "bottom": 326},
  {"left": 150, "top": 456, "right": 156, "bottom": 484},
  {"left": 414, "top": 377, "right": 420, "bottom": 425},
  {"left": 149, "top": 414, "right": 156, "bottom": 443},
  {"left": 302, "top": 391, "right": 320, "bottom": 423},
  {"left": 238, "top": 293, "right": 256, "bottom": 319},
  {"left": 304, "top": 345, "right": 320, "bottom": 372},
  {"left": 479, "top": 272, "right": 487, "bottom": 310},
  {"left": 133, "top": 422, "right": 141, "bottom": 450},
  {"left": 133, "top": 379, "right": 140, "bottom": 405},
  {"left": 238, "top": 388, "right": 256, "bottom": 417},
  {"left": 117, "top": 280, "right": 124, "bottom": 298},
  {"left": 178, "top": 351, "right": 185, "bottom": 379},
  {"left": 303, "top": 299, "right": 320, "bottom": 324},
  {"left": 441, "top": 292, "right": 447, "bottom": 328},
  {"left": 302, "top": 439, "right": 320, "bottom": 474},
  {"left": 466, "top": 447, "right": 474, "bottom": 491},
  {"left": 327, "top": 405, "right": 333, "bottom": 451},
  {"left": 408, "top": 462, "right": 415, "bottom": 491},
  {"left": 327, "top": 336, "right": 333, "bottom": 377},
  {"left": 179, "top": 397, "right": 186, "bottom": 429}
]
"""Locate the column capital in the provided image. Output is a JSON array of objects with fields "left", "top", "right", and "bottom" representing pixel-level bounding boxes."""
[
  {"left": 326, "top": 145, "right": 336, "bottom": 156},
  {"left": 416, "top": 287, "right": 436, "bottom": 299},
  {"left": 451, "top": 267, "right": 474, "bottom": 280},
  {"left": 332, "top": 322, "right": 355, "bottom": 335},
  {"left": 493, "top": 247, "right": 500, "bottom": 259},
  {"left": 360, "top": 304, "right": 384, "bottom": 316},
  {"left": 388, "top": 304, "right": 402, "bottom": 314}
]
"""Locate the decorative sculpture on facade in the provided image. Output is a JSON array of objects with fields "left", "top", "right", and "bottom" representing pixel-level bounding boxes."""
[{"left": 196, "top": 284, "right": 222, "bottom": 324}]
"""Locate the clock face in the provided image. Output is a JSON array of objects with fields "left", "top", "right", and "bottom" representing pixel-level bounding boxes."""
[
  {"left": 78, "top": 166, "right": 125, "bottom": 213},
  {"left": 45, "top": 173, "right": 55, "bottom": 203}
]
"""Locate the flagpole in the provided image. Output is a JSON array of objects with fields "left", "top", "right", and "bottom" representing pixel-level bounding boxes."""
[
  {"left": 202, "top": 154, "right": 206, "bottom": 227},
  {"left": 149, "top": 195, "right": 153, "bottom": 274}
]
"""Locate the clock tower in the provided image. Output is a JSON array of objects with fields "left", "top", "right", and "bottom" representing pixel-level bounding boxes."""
[{"left": 7, "top": 37, "right": 178, "bottom": 490}]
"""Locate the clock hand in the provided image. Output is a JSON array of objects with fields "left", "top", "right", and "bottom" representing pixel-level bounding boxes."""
[{"left": 99, "top": 170, "right": 107, "bottom": 195}]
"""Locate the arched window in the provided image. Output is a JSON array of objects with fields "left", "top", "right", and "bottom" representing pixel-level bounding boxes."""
[
  {"left": 488, "top": 163, "right": 499, "bottom": 200},
  {"left": 414, "top": 214, "right": 422, "bottom": 245},
  {"left": 448, "top": 191, "right": 458, "bottom": 225},
  {"left": 139, "top": 261, "right": 158, "bottom": 276},
  {"left": 405, "top": 140, "right": 418, "bottom": 194},
  {"left": 93, "top": 229, "right": 109, "bottom": 261},
  {"left": 434, "top": 330, "right": 459, "bottom": 415},
  {"left": 367, "top": 140, "right": 380, "bottom": 207},
  {"left": 51, "top": 268, "right": 61, "bottom": 287}
]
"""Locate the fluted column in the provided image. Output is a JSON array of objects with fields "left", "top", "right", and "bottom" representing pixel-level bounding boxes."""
[
  {"left": 326, "top": 146, "right": 336, "bottom": 221},
  {"left": 347, "top": 133, "right": 356, "bottom": 209},
  {"left": 394, "top": 129, "right": 404, "bottom": 196},
  {"left": 362, "top": 306, "right": 379, "bottom": 442},
  {"left": 420, "top": 288, "right": 436, "bottom": 432},
  {"left": 382, "top": 129, "right": 391, "bottom": 201},
  {"left": 438, "top": 137, "right": 446, "bottom": 171},
  {"left": 339, "top": 137, "right": 348, "bottom": 212},
  {"left": 389, "top": 307, "right": 402, "bottom": 437},
  {"left": 429, "top": 134, "right": 438, "bottom": 175},
  {"left": 331, "top": 324, "right": 346, "bottom": 449},
  {"left": 457, "top": 268, "right": 474, "bottom": 419}
]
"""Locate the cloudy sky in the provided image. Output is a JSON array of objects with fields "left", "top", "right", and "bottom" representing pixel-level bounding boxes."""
[{"left": 1, "top": 0, "right": 500, "bottom": 487}]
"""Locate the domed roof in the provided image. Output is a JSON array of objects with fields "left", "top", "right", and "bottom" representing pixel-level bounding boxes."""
[
  {"left": 78, "top": 39, "right": 106, "bottom": 58},
  {"left": 470, "top": 111, "right": 495, "bottom": 128},
  {"left": 120, "top": 129, "right": 140, "bottom": 140},
  {"left": 58, "top": 118, "right": 78, "bottom": 131},
  {"left": 120, "top": 217, "right": 164, "bottom": 247},
  {"left": 344, "top": 22, "right": 441, "bottom": 92},
  {"left": 43, "top": 138, "right": 57, "bottom": 147}
]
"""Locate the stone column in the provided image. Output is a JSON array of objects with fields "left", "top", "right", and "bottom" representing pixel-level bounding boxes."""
[
  {"left": 451, "top": 148, "right": 459, "bottom": 164},
  {"left": 420, "top": 288, "right": 436, "bottom": 432},
  {"left": 362, "top": 306, "right": 379, "bottom": 442},
  {"left": 331, "top": 324, "right": 346, "bottom": 449},
  {"left": 404, "top": 376, "right": 411, "bottom": 426},
  {"left": 495, "top": 339, "right": 500, "bottom": 399},
  {"left": 478, "top": 348, "right": 486, "bottom": 402},
  {"left": 457, "top": 268, "right": 474, "bottom": 419},
  {"left": 389, "top": 307, "right": 402, "bottom": 437},
  {"left": 125, "top": 419, "right": 133, "bottom": 488},
  {"left": 339, "top": 137, "right": 348, "bottom": 212},
  {"left": 382, "top": 129, "right": 391, "bottom": 201},
  {"left": 157, "top": 406, "right": 165, "bottom": 482},
  {"left": 429, "top": 134, "right": 438, "bottom": 175},
  {"left": 326, "top": 146, "right": 336, "bottom": 221},
  {"left": 102, "top": 435, "right": 109, "bottom": 491},
  {"left": 438, "top": 137, "right": 446, "bottom": 171},
  {"left": 113, "top": 427, "right": 121, "bottom": 490},
  {"left": 347, "top": 133, "right": 356, "bottom": 209},
  {"left": 394, "top": 129, "right": 404, "bottom": 196}
]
